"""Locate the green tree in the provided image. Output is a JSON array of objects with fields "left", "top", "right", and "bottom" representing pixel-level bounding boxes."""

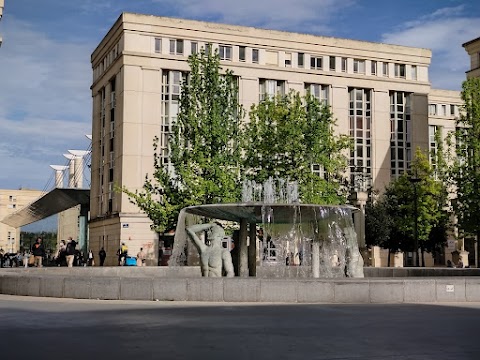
[
  {"left": 451, "top": 77, "right": 480, "bottom": 265},
  {"left": 365, "top": 194, "right": 395, "bottom": 265},
  {"left": 376, "top": 149, "right": 449, "bottom": 266},
  {"left": 242, "top": 91, "right": 351, "bottom": 204},
  {"left": 123, "top": 46, "right": 244, "bottom": 232}
]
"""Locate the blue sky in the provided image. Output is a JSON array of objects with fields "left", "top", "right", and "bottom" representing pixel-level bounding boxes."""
[{"left": 0, "top": 0, "right": 479, "bottom": 195}]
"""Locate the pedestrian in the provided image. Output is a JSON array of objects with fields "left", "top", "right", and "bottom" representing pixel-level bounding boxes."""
[
  {"left": 31, "top": 238, "right": 45, "bottom": 268},
  {"left": 87, "top": 250, "right": 95, "bottom": 266},
  {"left": 117, "top": 242, "right": 128, "bottom": 266},
  {"left": 136, "top": 247, "right": 146, "bottom": 266},
  {"left": 65, "top": 237, "right": 77, "bottom": 267},
  {"left": 99, "top": 247, "right": 107, "bottom": 266}
]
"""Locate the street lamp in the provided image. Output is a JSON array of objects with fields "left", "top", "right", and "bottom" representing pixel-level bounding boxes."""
[{"left": 408, "top": 175, "right": 421, "bottom": 267}]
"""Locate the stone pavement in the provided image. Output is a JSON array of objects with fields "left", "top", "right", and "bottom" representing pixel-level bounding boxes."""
[{"left": 1, "top": 294, "right": 479, "bottom": 359}]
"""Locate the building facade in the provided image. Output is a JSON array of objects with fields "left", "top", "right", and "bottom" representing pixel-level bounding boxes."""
[
  {"left": 90, "top": 13, "right": 461, "bottom": 265},
  {"left": 463, "top": 37, "right": 480, "bottom": 79},
  {"left": 0, "top": 189, "right": 45, "bottom": 253}
]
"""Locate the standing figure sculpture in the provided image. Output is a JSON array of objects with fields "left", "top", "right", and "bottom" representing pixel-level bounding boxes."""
[{"left": 186, "top": 222, "right": 234, "bottom": 277}]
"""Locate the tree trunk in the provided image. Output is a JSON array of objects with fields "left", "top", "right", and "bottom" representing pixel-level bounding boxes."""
[
  {"left": 421, "top": 246, "right": 426, "bottom": 267},
  {"left": 387, "top": 249, "right": 391, "bottom": 267}
]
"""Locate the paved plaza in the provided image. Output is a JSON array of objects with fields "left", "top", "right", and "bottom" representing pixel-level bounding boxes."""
[{"left": 1, "top": 295, "right": 479, "bottom": 359}]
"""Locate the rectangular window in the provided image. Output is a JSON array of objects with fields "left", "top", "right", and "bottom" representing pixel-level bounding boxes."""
[
  {"left": 329, "top": 56, "right": 336, "bottom": 71},
  {"left": 383, "top": 62, "right": 389, "bottom": 77},
  {"left": 371, "top": 61, "right": 377, "bottom": 75},
  {"left": 394, "top": 63, "right": 406, "bottom": 78},
  {"left": 341, "top": 57, "right": 347, "bottom": 72},
  {"left": 239, "top": 46, "right": 246, "bottom": 62},
  {"left": 450, "top": 104, "right": 457, "bottom": 116},
  {"left": 306, "top": 84, "right": 329, "bottom": 105},
  {"left": 252, "top": 49, "right": 259, "bottom": 63},
  {"left": 285, "top": 59, "right": 291, "bottom": 67},
  {"left": 169, "top": 39, "right": 184, "bottom": 55},
  {"left": 298, "top": 53, "right": 304, "bottom": 68},
  {"left": 353, "top": 59, "right": 365, "bottom": 74},
  {"left": 161, "top": 70, "right": 184, "bottom": 167},
  {"left": 259, "top": 79, "right": 285, "bottom": 101},
  {"left": 390, "top": 91, "right": 412, "bottom": 178},
  {"left": 349, "top": 88, "right": 372, "bottom": 191},
  {"left": 429, "top": 104, "right": 437, "bottom": 116},
  {"left": 219, "top": 45, "right": 232, "bottom": 61},
  {"left": 411, "top": 65, "right": 417, "bottom": 80},
  {"left": 191, "top": 42, "right": 198, "bottom": 55},
  {"left": 155, "top": 38, "right": 162, "bottom": 53},
  {"left": 311, "top": 164, "right": 325, "bottom": 179},
  {"left": 310, "top": 56, "right": 322, "bottom": 70},
  {"left": 429, "top": 125, "right": 438, "bottom": 170}
]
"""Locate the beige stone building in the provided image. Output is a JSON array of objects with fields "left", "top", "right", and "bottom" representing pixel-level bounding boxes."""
[
  {"left": 90, "top": 13, "right": 462, "bottom": 266},
  {"left": 0, "top": 189, "right": 44, "bottom": 253},
  {"left": 463, "top": 37, "right": 480, "bottom": 79}
]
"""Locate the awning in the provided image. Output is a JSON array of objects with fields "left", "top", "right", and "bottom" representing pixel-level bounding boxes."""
[{"left": 0, "top": 188, "right": 90, "bottom": 228}]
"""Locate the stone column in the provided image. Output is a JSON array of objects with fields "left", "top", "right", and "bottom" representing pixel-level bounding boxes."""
[
  {"left": 248, "top": 222, "right": 257, "bottom": 276},
  {"left": 239, "top": 218, "right": 249, "bottom": 277},
  {"left": 50, "top": 165, "right": 68, "bottom": 188}
]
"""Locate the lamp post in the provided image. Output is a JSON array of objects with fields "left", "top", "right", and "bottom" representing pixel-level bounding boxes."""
[{"left": 408, "top": 176, "right": 421, "bottom": 267}]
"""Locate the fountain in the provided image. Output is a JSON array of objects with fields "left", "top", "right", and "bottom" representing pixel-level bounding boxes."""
[{"left": 170, "top": 178, "right": 364, "bottom": 278}]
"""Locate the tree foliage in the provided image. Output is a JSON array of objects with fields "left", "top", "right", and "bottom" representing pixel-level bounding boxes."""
[
  {"left": 450, "top": 78, "right": 480, "bottom": 249},
  {"left": 123, "top": 46, "right": 244, "bottom": 232},
  {"left": 242, "top": 91, "right": 351, "bottom": 204},
  {"left": 366, "top": 149, "right": 450, "bottom": 266}
]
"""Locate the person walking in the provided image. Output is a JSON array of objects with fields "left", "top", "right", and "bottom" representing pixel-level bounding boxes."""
[
  {"left": 65, "top": 237, "right": 77, "bottom": 268},
  {"left": 31, "top": 238, "right": 45, "bottom": 268},
  {"left": 136, "top": 248, "right": 146, "bottom": 266},
  {"left": 87, "top": 250, "right": 95, "bottom": 266},
  {"left": 99, "top": 247, "right": 107, "bottom": 266}
]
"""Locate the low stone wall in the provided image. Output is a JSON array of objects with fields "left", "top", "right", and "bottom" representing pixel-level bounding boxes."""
[{"left": 1, "top": 267, "right": 480, "bottom": 303}]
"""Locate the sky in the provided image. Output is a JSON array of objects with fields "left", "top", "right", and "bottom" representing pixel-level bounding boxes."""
[{"left": 0, "top": 0, "right": 479, "bottom": 194}]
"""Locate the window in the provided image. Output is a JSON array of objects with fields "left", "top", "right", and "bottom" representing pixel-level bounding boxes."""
[
  {"left": 219, "top": 45, "right": 232, "bottom": 61},
  {"left": 191, "top": 42, "right": 198, "bottom": 55},
  {"left": 239, "top": 46, "right": 246, "bottom": 62},
  {"left": 390, "top": 91, "right": 412, "bottom": 177},
  {"left": 298, "top": 53, "right": 304, "bottom": 68},
  {"left": 394, "top": 63, "right": 406, "bottom": 78},
  {"left": 353, "top": 59, "right": 365, "bottom": 74},
  {"left": 371, "top": 61, "right": 377, "bottom": 75},
  {"left": 285, "top": 59, "right": 291, "bottom": 67},
  {"left": 440, "top": 104, "right": 447, "bottom": 116},
  {"left": 155, "top": 38, "right": 162, "bottom": 53},
  {"left": 429, "top": 104, "right": 437, "bottom": 116},
  {"left": 411, "top": 65, "right": 417, "bottom": 80},
  {"left": 311, "top": 164, "right": 325, "bottom": 179},
  {"left": 8, "top": 195, "right": 15, "bottom": 202},
  {"left": 450, "top": 104, "right": 457, "bottom": 116},
  {"left": 259, "top": 79, "right": 285, "bottom": 101},
  {"left": 341, "top": 57, "right": 347, "bottom": 72},
  {"left": 252, "top": 49, "right": 259, "bottom": 63},
  {"left": 329, "top": 56, "right": 336, "bottom": 71},
  {"left": 429, "top": 125, "right": 440, "bottom": 177},
  {"left": 310, "top": 56, "right": 322, "bottom": 70},
  {"left": 169, "top": 39, "right": 184, "bottom": 55},
  {"left": 162, "top": 70, "right": 184, "bottom": 166},
  {"left": 349, "top": 88, "right": 372, "bottom": 191},
  {"left": 306, "top": 84, "right": 329, "bottom": 105},
  {"left": 383, "top": 62, "right": 389, "bottom": 77}
]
